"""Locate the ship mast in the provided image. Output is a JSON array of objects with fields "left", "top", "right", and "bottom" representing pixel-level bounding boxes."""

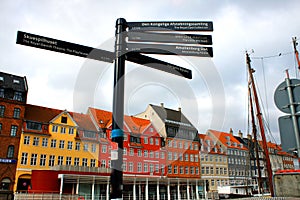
[
  {"left": 292, "top": 37, "right": 300, "bottom": 70},
  {"left": 248, "top": 85, "right": 263, "bottom": 194},
  {"left": 246, "top": 52, "right": 274, "bottom": 197}
]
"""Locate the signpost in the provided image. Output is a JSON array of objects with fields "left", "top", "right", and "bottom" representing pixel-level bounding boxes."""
[{"left": 16, "top": 18, "right": 213, "bottom": 200}]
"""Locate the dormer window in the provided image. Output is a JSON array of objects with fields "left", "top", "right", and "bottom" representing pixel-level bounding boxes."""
[{"left": 13, "top": 79, "right": 20, "bottom": 84}]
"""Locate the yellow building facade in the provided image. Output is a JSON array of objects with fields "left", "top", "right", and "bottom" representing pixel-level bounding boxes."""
[{"left": 15, "top": 105, "right": 99, "bottom": 192}]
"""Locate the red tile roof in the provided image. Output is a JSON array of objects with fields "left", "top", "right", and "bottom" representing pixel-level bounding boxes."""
[
  {"left": 25, "top": 104, "right": 62, "bottom": 123},
  {"left": 199, "top": 133, "right": 226, "bottom": 155},
  {"left": 124, "top": 115, "right": 151, "bottom": 134},
  {"left": 71, "top": 112, "right": 97, "bottom": 131},
  {"left": 88, "top": 107, "right": 112, "bottom": 129},
  {"left": 208, "top": 129, "right": 248, "bottom": 150}
]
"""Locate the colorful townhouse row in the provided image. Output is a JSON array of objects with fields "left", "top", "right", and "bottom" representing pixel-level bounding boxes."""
[{"left": 0, "top": 71, "right": 296, "bottom": 200}]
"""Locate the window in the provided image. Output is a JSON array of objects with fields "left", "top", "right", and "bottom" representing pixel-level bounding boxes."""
[
  {"left": 90, "top": 159, "right": 96, "bottom": 167},
  {"left": 129, "top": 162, "right": 133, "bottom": 172},
  {"left": 10, "top": 125, "right": 18, "bottom": 136},
  {"left": 155, "top": 138, "right": 159, "bottom": 145},
  {"left": 168, "top": 140, "right": 172, "bottom": 147},
  {"left": 51, "top": 139, "right": 57, "bottom": 148},
  {"left": 21, "top": 152, "right": 28, "bottom": 165},
  {"left": 61, "top": 127, "right": 66, "bottom": 134},
  {"left": 196, "top": 167, "right": 199, "bottom": 175},
  {"left": 0, "top": 88, "right": 4, "bottom": 98},
  {"left": 13, "top": 79, "right": 20, "bottom": 84},
  {"left": 144, "top": 150, "right": 148, "bottom": 157},
  {"left": 91, "top": 144, "right": 96, "bottom": 153},
  {"left": 52, "top": 125, "right": 58, "bottom": 132},
  {"left": 61, "top": 116, "right": 67, "bottom": 123},
  {"left": 155, "top": 164, "right": 159, "bottom": 173},
  {"left": 130, "top": 135, "right": 141, "bottom": 144},
  {"left": 67, "top": 141, "right": 73, "bottom": 150},
  {"left": 190, "top": 167, "right": 194, "bottom": 174},
  {"left": 101, "top": 160, "right": 106, "bottom": 168},
  {"left": 130, "top": 148, "right": 134, "bottom": 156},
  {"left": 172, "top": 165, "right": 177, "bottom": 174},
  {"left": 138, "top": 162, "right": 142, "bottom": 172},
  {"left": 42, "top": 138, "right": 48, "bottom": 147},
  {"left": 58, "top": 156, "right": 64, "bottom": 165},
  {"left": 66, "top": 157, "right": 72, "bottom": 165},
  {"left": 161, "top": 164, "right": 165, "bottom": 174},
  {"left": 195, "top": 155, "right": 199, "bottom": 162},
  {"left": 179, "top": 142, "right": 182, "bottom": 149},
  {"left": 123, "top": 148, "right": 127, "bottom": 155},
  {"left": 168, "top": 165, "right": 172, "bottom": 174},
  {"left": 83, "top": 144, "right": 88, "bottom": 151},
  {"left": 210, "top": 167, "right": 214, "bottom": 174},
  {"left": 173, "top": 152, "right": 177, "bottom": 160},
  {"left": 173, "top": 141, "right": 177, "bottom": 148},
  {"left": 160, "top": 152, "right": 165, "bottom": 159},
  {"left": 75, "top": 142, "right": 80, "bottom": 150},
  {"left": 13, "top": 108, "right": 21, "bottom": 118},
  {"left": 0, "top": 105, "right": 5, "bottom": 117},
  {"left": 26, "top": 121, "right": 42, "bottom": 130},
  {"left": 13, "top": 91, "right": 22, "bottom": 101},
  {"left": 30, "top": 153, "right": 38, "bottom": 166},
  {"left": 49, "top": 155, "right": 55, "bottom": 166},
  {"left": 102, "top": 145, "right": 107, "bottom": 153},
  {"left": 149, "top": 138, "right": 153, "bottom": 145},
  {"left": 201, "top": 167, "right": 205, "bottom": 174},
  {"left": 123, "top": 162, "right": 127, "bottom": 171},
  {"left": 82, "top": 158, "right": 88, "bottom": 166},
  {"left": 24, "top": 136, "right": 30, "bottom": 145},
  {"left": 150, "top": 164, "right": 154, "bottom": 173},
  {"left": 180, "top": 166, "right": 184, "bottom": 174},
  {"left": 155, "top": 152, "right": 159, "bottom": 158},
  {"left": 190, "top": 154, "right": 194, "bottom": 162},
  {"left": 138, "top": 149, "right": 142, "bottom": 157},
  {"left": 59, "top": 140, "right": 65, "bottom": 149},
  {"left": 7, "top": 145, "right": 14, "bottom": 158},
  {"left": 74, "top": 157, "right": 80, "bottom": 166},
  {"left": 33, "top": 137, "right": 39, "bottom": 146},
  {"left": 144, "top": 137, "right": 148, "bottom": 144},
  {"left": 69, "top": 128, "right": 74, "bottom": 134},
  {"left": 149, "top": 150, "right": 154, "bottom": 158},
  {"left": 144, "top": 163, "right": 148, "bottom": 172},
  {"left": 185, "top": 166, "right": 189, "bottom": 174},
  {"left": 40, "top": 154, "right": 46, "bottom": 166},
  {"left": 168, "top": 152, "right": 172, "bottom": 160},
  {"left": 185, "top": 154, "right": 189, "bottom": 161}
]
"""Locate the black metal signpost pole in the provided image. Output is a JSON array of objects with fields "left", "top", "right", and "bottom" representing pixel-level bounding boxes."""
[{"left": 110, "top": 18, "right": 127, "bottom": 200}]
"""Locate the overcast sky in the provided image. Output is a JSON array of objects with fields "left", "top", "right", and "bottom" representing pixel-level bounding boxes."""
[{"left": 1, "top": 0, "right": 300, "bottom": 143}]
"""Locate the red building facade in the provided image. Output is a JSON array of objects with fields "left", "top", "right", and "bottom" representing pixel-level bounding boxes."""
[{"left": 0, "top": 72, "right": 27, "bottom": 197}]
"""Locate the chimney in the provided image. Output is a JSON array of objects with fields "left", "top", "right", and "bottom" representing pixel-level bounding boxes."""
[
  {"left": 238, "top": 130, "right": 243, "bottom": 138},
  {"left": 247, "top": 134, "right": 252, "bottom": 140},
  {"left": 160, "top": 103, "right": 164, "bottom": 108},
  {"left": 229, "top": 128, "right": 233, "bottom": 135},
  {"left": 178, "top": 107, "right": 181, "bottom": 112}
]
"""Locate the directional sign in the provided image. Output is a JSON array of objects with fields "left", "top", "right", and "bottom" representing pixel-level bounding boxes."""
[
  {"left": 128, "top": 21, "right": 213, "bottom": 32},
  {"left": 126, "top": 52, "right": 192, "bottom": 79},
  {"left": 127, "top": 43, "right": 213, "bottom": 57},
  {"left": 127, "top": 32, "right": 212, "bottom": 45},
  {"left": 16, "top": 31, "right": 114, "bottom": 63}
]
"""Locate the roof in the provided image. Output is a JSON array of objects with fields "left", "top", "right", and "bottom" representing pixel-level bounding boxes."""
[
  {"left": 71, "top": 112, "right": 97, "bottom": 131},
  {"left": 89, "top": 107, "right": 154, "bottom": 134},
  {"left": 88, "top": 107, "right": 112, "bottom": 129},
  {"left": 0, "top": 71, "right": 28, "bottom": 92},
  {"left": 199, "top": 133, "right": 226, "bottom": 155},
  {"left": 25, "top": 104, "right": 62, "bottom": 123},
  {"left": 124, "top": 115, "right": 151, "bottom": 134},
  {"left": 208, "top": 129, "right": 248, "bottom": 150},
  {"left": 150, "top": 104, "right": 197, "bottom": 131}
]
